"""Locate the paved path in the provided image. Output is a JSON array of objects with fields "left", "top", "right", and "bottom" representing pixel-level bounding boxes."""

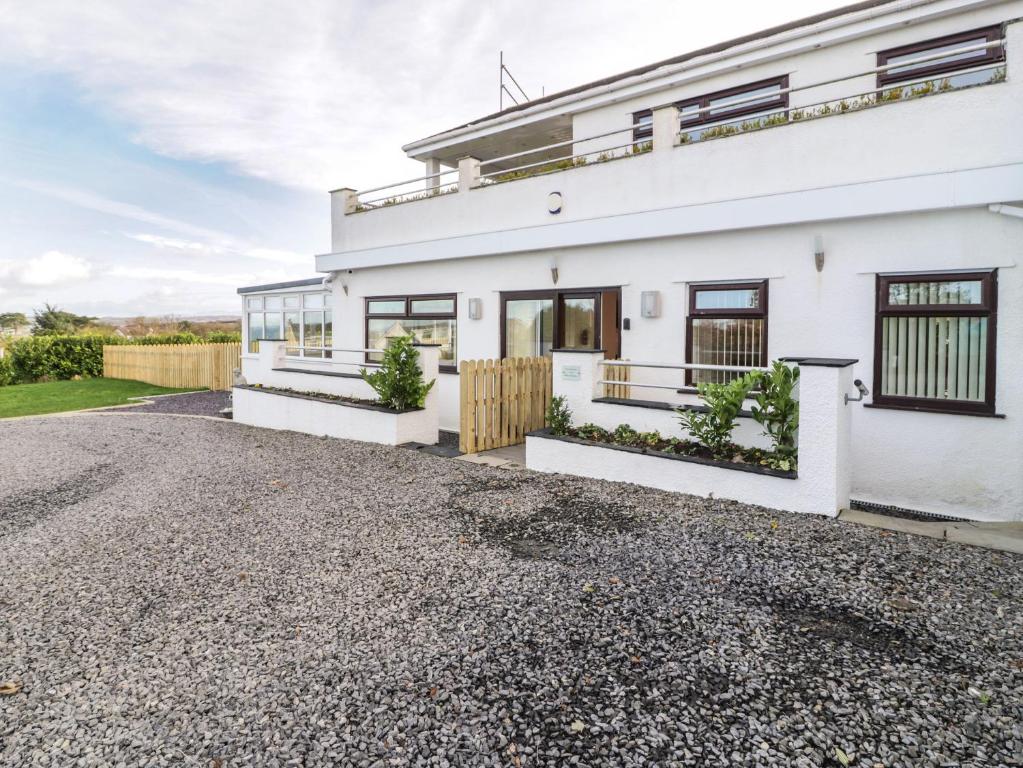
[{"left": 1, "top": 414, "right": 1020, "bottom": 767}]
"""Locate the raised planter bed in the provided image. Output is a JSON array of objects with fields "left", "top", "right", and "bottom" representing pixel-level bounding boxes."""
[
  {"left": 525, "top": 428, "right": 843, "bottom": 516},
  {"left": 233, "top": 385, "right": 437, "bottom": 445}
]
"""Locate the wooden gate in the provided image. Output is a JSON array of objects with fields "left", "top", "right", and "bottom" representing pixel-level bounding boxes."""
[{"left": 459, "top": 357, "right": 552, "bottom": 453}]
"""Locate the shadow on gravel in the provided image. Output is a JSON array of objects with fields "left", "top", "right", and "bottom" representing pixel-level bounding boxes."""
[
  {"left": 446, "top": 474, "right": 645, "bottom": 560},
  {"left": 0, "top": 463, "right": 120, "bottom": 538}
]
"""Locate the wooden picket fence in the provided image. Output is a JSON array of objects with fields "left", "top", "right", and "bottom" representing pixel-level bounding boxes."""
[
  {"left": 459, "top": 357, "right": 552, "bottom": 453},
  {"left": 603, "top": 361, "right": 632, "bottom": 399},
  {"left": 103, "top": 343, "right": 241, "bottom": 391}
]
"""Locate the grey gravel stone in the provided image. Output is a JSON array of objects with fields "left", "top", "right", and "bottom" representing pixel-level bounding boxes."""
[{"left": 0, "top": 413, "right": 1021, "bottom": 767}]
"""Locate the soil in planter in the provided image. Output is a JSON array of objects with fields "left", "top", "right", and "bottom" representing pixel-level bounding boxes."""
[
  {"left": 245, "top": 385, "right": 385, "bottom": 409},
  {"left": 564, "top": 425, "right": 794, "bottom": 472}
]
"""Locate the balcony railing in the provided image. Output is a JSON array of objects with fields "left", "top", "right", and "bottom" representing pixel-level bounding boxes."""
[{"left": 339, "top": 37, "right": 1006, "bottom": 213}]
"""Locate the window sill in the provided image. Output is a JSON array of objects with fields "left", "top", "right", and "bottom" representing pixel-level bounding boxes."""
[{"left": 864, "top": 403, "right": 1005, "bottom": 419}]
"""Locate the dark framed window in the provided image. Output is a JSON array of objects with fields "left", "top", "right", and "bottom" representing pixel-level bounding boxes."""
[
  {"left": 685, "top": 281, "right": 768, "bottom": 385},
  {"left": 678, "top": 76, "right": 788, "bottom": 129},
  {"left": 633, "top": 76, "right": 787, "bottom": 143},
  {"left": 877, "top": 26, "right": 1004, "bottom": 88},
  {"left": 873, "top": 271, "right": 997, "bottom": 414},
  {"left": 501, "top": 288, "right": 620, "bottom": 359},
  {"left": 365, "top": 293, "right": 457, "bottom": 371},
  {"left": 633, "top": 109, "right": 653, "bottom": 141}
]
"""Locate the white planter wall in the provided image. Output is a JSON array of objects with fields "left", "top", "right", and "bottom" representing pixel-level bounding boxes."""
[
  {"left": 529, "top": 351, "right": 855, "bottom": 517},
  {"left": 234, "top": 340, "right": 440, "bottom": 445},
  {"left": 233, "top": 387, "right": 437, "bottom": 446}
]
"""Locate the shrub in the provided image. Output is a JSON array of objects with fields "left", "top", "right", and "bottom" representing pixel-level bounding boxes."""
[
  {"left": 546, "top": 395, "right": 572, "bottom": 435},
  {"left": 5, "top": 334, "right": 124, "bottom": 384},
  {"left": 360, "top": 335, "right": 435, "bottom": 410},
  {"left": 575, "top": 423, "right": 610, "bottom": 442},
  {"left": 677, "top": 373, "right": 758, "bottom": 458},
  {"left": 750, "top": 362, "right": 800, "bottom": 468},
  {"left": 133, "top": 332, "right": 203, "bottom": 345},
  {"left": 0, "top": 354, "right": 13, "bottom": 386},
  {"left": 205, "top": 330, "right": 242, "bottom": 343}
]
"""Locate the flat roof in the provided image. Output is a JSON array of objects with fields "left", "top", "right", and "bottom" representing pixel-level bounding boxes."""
[
  {"left": 237, "top": 277, "right": 323, "bottom": 295},
  {"left": 405, "top": 0, "right": 899, "bottom": 148}
]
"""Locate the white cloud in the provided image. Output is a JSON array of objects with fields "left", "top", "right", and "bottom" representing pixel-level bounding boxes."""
[
  {"left": 124, "top": 233, "right": 308, "bottom": 265},
  {"left": 0, "top": 250, "right": 93, "bottom": 286},
  {"left": 107, "top": 265, "right": 286, "bottom": 287}
]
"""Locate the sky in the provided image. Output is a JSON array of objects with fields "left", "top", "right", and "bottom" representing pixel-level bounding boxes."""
[{"left": 0, "top": 0, "right": 838, "bottom": 319}]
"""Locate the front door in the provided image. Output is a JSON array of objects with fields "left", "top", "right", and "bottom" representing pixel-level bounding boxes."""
[{"left": 501, "top": 288, "right": 620, "bottom": 358}]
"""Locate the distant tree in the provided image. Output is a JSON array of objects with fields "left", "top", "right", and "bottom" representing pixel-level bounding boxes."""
[
  {"left": 0, "top": 312, "right": 28, "bottom": 329},
  {"left": 32, "top": 304, "right": 97, "bottom": 336}
]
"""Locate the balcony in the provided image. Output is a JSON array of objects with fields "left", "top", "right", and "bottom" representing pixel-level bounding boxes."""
[{"left": 320, "top": 30, "right": 1021, "bottom": 267}]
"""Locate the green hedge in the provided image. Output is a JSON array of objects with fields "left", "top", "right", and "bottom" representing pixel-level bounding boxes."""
[{"left": 0, "top": 333, "right": 241, "bottom": 386}]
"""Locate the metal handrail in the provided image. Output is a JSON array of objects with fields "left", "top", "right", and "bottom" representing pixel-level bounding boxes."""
[
  {"left": 656, "top": 37, "right": 1005, "bottom": 122},
  {"left": 600, "top": 360, "right": 770, "bottom": 372},
  {"left": 358, "top": 183, "right": 458, "bottom": 207},
  {"left": 479, "top": 122, "right": 649, "bottom": 168},
  {"left": 481, "top": 139, "right": 647, "bottom": 180},
  {"left": 356, "top": 168, "right": 458, "bottom": 199}
]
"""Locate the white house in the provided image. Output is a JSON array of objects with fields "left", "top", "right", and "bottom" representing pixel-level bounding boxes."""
[{"left": 239, "top": 0, "right": 1023, "bottom": 522}]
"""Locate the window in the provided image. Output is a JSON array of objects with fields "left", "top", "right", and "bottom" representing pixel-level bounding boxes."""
[
  {"left": 686, "top": 281, "right": 768, "bottom": 385},
  {"left": 634, "top": 76, "right": 787, "bottom": 144},
  {"left": 501, "top": 289, "right": 620, "bottom": 359},
  {"left": 246, "top": 292, "right": 331, "bottom": 355},
  {"left": 633, "top": 109, "right": 653, "bottom": 141},
  {"left": 873, "top": 271, "right": 997, "bottom": 414},
  {"left": 365, "top": 294, "right": 457, "bottom": 371},
  {"left": 877, "top": 26, "right": 1004, "bottom": 89}
]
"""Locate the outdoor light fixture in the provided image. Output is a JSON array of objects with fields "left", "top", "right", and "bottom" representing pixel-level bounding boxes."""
[
  {"left": 640, "top": 291, "right": 661, "bottom": 318},
  {"left": 813, "top": 234, "right": 825, "bottom": 272},
  {"left": 549, "top": 257, "right": 559, "bottom": 285},
  {"left": 547, "top": 191, "right": 563, "bottom": 214},
  {"left": 468, "top": 297, "right": 482, "bottom": 320}
]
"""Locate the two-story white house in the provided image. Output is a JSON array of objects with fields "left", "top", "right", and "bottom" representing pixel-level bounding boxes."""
[{"left": 239, "top": 0, "right": 1023, "bottom": 522}]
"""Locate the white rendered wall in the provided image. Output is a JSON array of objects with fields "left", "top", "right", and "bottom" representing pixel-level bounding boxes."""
[
  {"left": 318, "top": 207, "right": 1021, "bottom": 520},
  {"left": 326, "top": 20, "right": 1023, "bottom": 259}
]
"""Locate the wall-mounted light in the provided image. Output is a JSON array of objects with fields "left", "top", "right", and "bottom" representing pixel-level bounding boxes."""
[
  {"left": 813, "top": 234, "right": 825, "bottom": 272},
  {"left": 640, "top": 290, "right": 661, "bottom": 318},
  {"left": 547, "top": 191, "right": 563, "bottom": 215},
  {"left": 468, "top": 297, "right": 482, "bottom": 320},
  {"left": 549, "top": 257, "right": 559, "bottom": 285}
]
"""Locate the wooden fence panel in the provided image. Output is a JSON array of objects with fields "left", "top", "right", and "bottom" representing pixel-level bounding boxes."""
[
  {"left": 603, "top": 362, "right": 632, "bottom": 399},
  {"left": 459, "top": 356, "right": 552, "bottom": 453},
  {"left": 103, "top": 343, "right": 241, "bottom": 391}
]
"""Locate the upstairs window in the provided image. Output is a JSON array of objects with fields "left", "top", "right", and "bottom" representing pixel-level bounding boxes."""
[
  {"left": 633, "top": 109, "right": 653, "bottom": 141},
  {"left": 678, "top": 76, "right": 788, "bottom": 140},
  {"left": 877, "top": 26, "right": 1004, "bottom": 89},
  {"left": 633, "top": 75, "right": 787, "bottom": 143},
  {"left": 686, "top": 281, "right": 768, "bottom": 386},
  {"left": 874, "top": 271, "right": 997, "bottom": 414},
  {"left": 366, "top": 294, "right": 457, "bottom": 371}
]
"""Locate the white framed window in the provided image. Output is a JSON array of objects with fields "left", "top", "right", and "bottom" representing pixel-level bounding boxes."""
[{"left": 246, "top": 292, "right": 331, "bottom": 356}]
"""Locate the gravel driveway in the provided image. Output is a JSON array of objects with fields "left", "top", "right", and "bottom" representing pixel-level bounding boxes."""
[{"left": 1, "top": 414, "right": 1020, "bottom": 767}]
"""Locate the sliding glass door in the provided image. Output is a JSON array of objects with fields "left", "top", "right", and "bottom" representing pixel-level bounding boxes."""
[{"left": 505, "top": 297, "right": 554, "bottom": 358}]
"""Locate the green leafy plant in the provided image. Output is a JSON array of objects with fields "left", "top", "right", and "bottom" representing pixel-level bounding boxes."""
[
  {"left": 360, "top": 335, "right": 435, "bottom": 410},
  {"left": 575, "top": 423, "right": 610, "bottom": 442},
  {"left": 612, "top": 423, "right": 640, "bottom": 444},
  {"left": 546, "top": 395, "right": 573, "bottom": 435},
  {"left": 677, "top": 373, "right": 758, "bottom": 458},
  {"left": 750, "top": 362, "right": 800, "bottom": 468}
]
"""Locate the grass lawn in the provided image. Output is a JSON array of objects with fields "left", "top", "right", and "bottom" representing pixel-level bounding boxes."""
[{"left": 0, "top": 378, "right": 203, "bottom": 419}]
